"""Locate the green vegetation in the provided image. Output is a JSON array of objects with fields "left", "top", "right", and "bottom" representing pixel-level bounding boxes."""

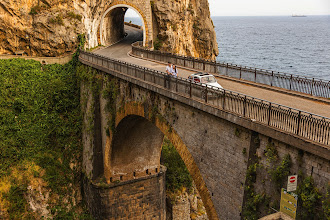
[
  {"left": 264, "top": 142, "right": 278, "bottom": 163},
  {"left": 49, "top": 14, "right": 64, "bottom": 25},
  {"left": 0, "top": 35, "right": 91, "bottom": 218},
  {"left": 153, "top": 37, "right": 162, "bottom": 51},
  {"left": 150, "top": 1, "right": 155, "bottom": 9},
  {"left": 269, "top": 154, "right": 292, "bottom": 187},
  {"left": 242, "top": 161, "right": 266, "bottom": 219},
  {"left": 67, "top": 12, "right": 82, "bottom": 21},
  {"left": 171, "top": 24, "right": 178, "bottom": 32},
  {"left": 297, "top": 176, "right": 326, "bottom": 219},
  {"left": 161, "top": 138, "right": 192, "bottom": 193},
  {"left": 264, "top": 142, "right": 292, "bottom": 187},
  {"left": 103, "top": 78, "right": 119, "bottom": 134},
  {"left": 29, "top": 5, "right": 42, "bottom": 15}
]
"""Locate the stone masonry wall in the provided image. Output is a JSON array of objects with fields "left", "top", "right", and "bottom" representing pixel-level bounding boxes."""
[
  {"left": 83, "top": 167, "right": 166, "bottom": 220},
  {"left": 111, "top": 77, "right": 329, "bottom": 219},
  {"left": 251, "top": 134, "right": 330, "bottom": 217},
  {"left": 80, "top": 64, "right": 329, "bottom": 219}
]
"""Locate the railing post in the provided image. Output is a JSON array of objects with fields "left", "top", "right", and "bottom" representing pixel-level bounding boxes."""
[
  {"left": 222, "top": 90, "right": 226, "bottom": 110},
  {"left": 239, "top": 66, "right": 242, "bottom": 79},
  {"left": 164, "top": 75, "right": 167, "bottom": 88},
  {"left": 268, "top": 103, "right": 272, "bottom": 126},
  {"left": 290, "top": 74, "right": 293, "bottom": 90},
  {"left": 205, "top": 87, "right": 208, "bottom": 103},
  {"left": 310, "top": 78, "right": 314, "bottom": 95},
  {"left": 176, "top": 77, "right": 178, "bottom": 92},
  {"left": 144, "top": 68, "right": 146, "bottom": 81},
  {"left": 189, "top": 80, "right": 192, "bottom": 98},
  {"left": 226, "top": 63, "right": 229, "bottom": 76},
  {"left": 271, "top": 71, "right": 274, "bottom": 86},
  {"left": 254, "top": 68, "right": 257, "bottom": 82},
  {"left": 296, "top": 111, "right": 302, "bottom": 135},
  {"left": 203, "top": 61, "right": 206, "bottom": 71},
  {"left": 243, "top": 96, "right": 247, "bottom": 117}
]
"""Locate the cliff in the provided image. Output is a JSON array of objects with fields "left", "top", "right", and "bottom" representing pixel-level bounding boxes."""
[
  {"left": 0, "top": 0, "right": 84, "bottom": 56},
  {"left": 151, "top": 0, "right": 219, "bottom": 60},
  {"left": 0, "top": 0, "right": 218, "bottom": 59}
]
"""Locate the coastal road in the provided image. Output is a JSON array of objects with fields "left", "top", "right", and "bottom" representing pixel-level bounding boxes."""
[{"left": 95, "top": 26, "right": 330, "bottom": 118}]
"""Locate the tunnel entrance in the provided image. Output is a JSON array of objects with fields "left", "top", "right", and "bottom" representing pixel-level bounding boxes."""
[{"left": 100, "top": 4, "right": 146, "bottom": 47}]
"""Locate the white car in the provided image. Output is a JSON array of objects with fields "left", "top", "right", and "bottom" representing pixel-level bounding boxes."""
[{"left": 188, "top": 72, "right": 223, "bottom": 89}]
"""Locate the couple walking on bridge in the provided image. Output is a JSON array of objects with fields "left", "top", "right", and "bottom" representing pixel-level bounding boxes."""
[
  {"left": 165, "top": 62, "right": 178, "bottom": 88},
  {"left": 166, "top": 62, "right": 178, "bottom": 78}
]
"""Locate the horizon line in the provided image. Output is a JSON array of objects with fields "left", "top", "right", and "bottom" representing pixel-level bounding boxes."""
[{"left": 125, "top": 14, "right": 330, "bottom": 18}]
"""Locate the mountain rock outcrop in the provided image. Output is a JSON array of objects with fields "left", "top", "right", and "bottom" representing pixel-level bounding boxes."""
[
  {"left": 0, "top": 0, "right": 218, "bottom": 59},
  {"left": 151, "top": 0, "right": 219, "bottom": 60},
  {"left": 0, "top": 0, "right": 84, "bottom": 56}
]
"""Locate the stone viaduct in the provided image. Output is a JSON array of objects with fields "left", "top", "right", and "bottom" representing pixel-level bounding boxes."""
[{"left": 79, "top": 51, "right": 330, "bottom": 220}]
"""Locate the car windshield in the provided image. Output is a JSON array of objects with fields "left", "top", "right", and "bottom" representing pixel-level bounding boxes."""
[{"left": 201, "top": 76, "right": 217, "bottom": 83}]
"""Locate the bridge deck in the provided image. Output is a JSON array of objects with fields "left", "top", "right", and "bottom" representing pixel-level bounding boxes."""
[{"left": 94, "top": 26, "right": 330, "bottom": 118}]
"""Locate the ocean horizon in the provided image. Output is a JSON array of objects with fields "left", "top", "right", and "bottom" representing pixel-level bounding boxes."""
[{"left": 125, "top": 15, "right": 330, "bottom": 81}]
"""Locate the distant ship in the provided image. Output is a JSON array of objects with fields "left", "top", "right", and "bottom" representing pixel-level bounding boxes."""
[{"left": 292, "top": 15, "right": 307, "bottom": 17}]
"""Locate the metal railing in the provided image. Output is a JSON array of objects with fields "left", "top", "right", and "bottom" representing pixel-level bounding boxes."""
[
  {"left": 79, "top": 50, "right": 330, "bottom": 146},
  {"left": 132, "top": 42, "right": 330, "bottom": 99}
]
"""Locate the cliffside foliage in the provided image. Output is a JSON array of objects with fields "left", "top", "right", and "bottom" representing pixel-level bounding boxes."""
[
  {"left": 242, "top": 161, "right": 266, "bottom": 219},
  {"left": 297, "top": 176, "right": 326, "bottom": 219},
  {"left": 0, "top": 58, "right": 91, "bottom": 218},
  {"left": 161, "top": 138, "right": 192, "bottom": 193}
]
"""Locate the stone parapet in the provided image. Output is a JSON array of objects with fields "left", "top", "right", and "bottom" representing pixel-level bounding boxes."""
[{"left": 83, "top": 166, "right": 166, "bottom": 220}]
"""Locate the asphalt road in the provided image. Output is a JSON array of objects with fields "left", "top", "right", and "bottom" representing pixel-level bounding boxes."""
[{"left": 95, "top": 26, "right": 330, "bottom": 118}]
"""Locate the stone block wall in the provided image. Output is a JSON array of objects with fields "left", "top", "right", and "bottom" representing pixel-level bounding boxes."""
[
  {"left": 80, "top": 63, "right": 329, "bottom": 219},
  {"left": 83, "top": 166, "right": 166, "bottom": 220}
]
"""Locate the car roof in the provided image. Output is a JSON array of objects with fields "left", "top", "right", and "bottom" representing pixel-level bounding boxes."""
[{"left": 191, "top": 72, "right": 213, "bottom": 77}]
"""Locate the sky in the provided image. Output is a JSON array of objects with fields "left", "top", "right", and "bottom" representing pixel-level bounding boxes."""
[{"left": 125, "top": 0, "right": 330, "bottom": 17}]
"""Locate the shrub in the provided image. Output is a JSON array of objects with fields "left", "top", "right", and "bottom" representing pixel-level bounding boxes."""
[
  {"left": 67, "top": 11, "right": 82, "bottom": 21},
  {"left": 49, "top": 14, "right": 64, "bottom": 25},
  {"left": 29, "top": 5, "right": 41, "bottom": 15},
  {"left": 297, "top": 176, "right": 324, "bottom": 219},
  {"left": 154, "top": 37, "right": 162, "bottom": 51},
  {"left": 161, "top": 137, "right": 192, "bottom": 192}
]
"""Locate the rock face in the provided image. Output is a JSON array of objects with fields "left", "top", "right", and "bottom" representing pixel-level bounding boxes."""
[
  {"left": 0, "top": 0, "right": 218, "bottom": 60},
  {"left": 151, "top": 0, "right": 219, "bottom": 60},
  {"left": 0, "top": 0, "right": 84, "bottom": 56},
  {"left": 166, "top": 185, "right": 209, "bottom": 220}
]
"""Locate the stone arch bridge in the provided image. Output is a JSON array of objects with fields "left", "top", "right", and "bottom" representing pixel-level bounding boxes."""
[{"left": 79, "top": 51, "right": 329, "bottom": 220}]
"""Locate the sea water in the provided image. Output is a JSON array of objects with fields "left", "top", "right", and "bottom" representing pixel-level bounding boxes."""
[
  {"left": 125, "top": 15, "right": 330, "bottom": 80},
  {"left": 213, "top": 16, "right": 330, "bottom": 80}
]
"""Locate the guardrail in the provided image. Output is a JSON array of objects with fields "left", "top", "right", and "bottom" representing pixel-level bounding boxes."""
[
  {"left": 79, "top": 50, "right": 330, "bottom": 146},
  {"left": 132, "top": 42, "right": 330, "bottom": 99}
]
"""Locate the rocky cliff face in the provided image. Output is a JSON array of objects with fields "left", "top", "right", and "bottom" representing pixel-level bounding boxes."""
[
  {"left": 0, "top": 0, "right": 84, "bottom": 56},
  {"left": 151, "top": 0, "right": 219, "bottom": 60},
  {"left": 0, "top": 0, "right": 218, "bottom": 59}
]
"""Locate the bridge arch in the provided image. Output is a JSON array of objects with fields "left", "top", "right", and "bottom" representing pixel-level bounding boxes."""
[
  {"left": 100, "top": 3, "right": 149, "bottom": 47},
  {"left": 104, "top": 102, "right": 219, "bottom": 220}
]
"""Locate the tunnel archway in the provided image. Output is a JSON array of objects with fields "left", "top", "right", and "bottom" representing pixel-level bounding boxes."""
[
  {"left": 110, "top": 115, "right": 164, "bottom": 177},
  {"left": 100, "top": 4, "right": 147, "bottom": 47}
]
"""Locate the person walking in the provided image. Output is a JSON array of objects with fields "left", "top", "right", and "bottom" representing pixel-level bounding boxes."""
[
  {"left": 172, "top": 64, "right": 178, "bottom": 78},
  {"left": 165, "top": 62, "right": 172, "bottom": 88}
]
